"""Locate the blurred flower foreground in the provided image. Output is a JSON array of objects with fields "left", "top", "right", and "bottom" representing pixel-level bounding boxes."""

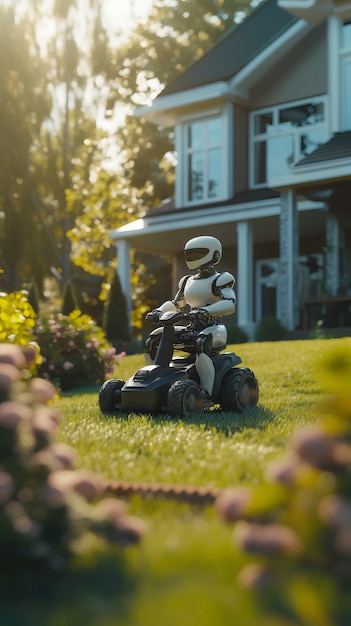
[
  {"left": 0, "top": 343, "right": 145, "bottom": 576},
  {"left": 216, "top": 341, "right": 351, "bottom": 626}
]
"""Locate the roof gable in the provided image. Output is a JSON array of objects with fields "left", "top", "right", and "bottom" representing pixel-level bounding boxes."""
[{"left": 161, "top": 0, "right": 298, "bottom": 96}]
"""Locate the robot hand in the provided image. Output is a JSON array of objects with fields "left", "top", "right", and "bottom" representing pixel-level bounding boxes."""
[
  {"left": 145, "top": 309, "right": 162, "bottom": 324},
  {"left": 188, "top": 308, "right": 212, "bottom": 327}
]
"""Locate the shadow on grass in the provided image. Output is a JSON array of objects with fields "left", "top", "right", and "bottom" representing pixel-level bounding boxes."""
[
  {"left": 0, "top": 549, "right": 137, "bottom": 626},
  {"left": 99, "top": 404, "right": 275, "bottom": 437},
  {"left": 170, "top": 405, "right": 275, "bottom": 436}
]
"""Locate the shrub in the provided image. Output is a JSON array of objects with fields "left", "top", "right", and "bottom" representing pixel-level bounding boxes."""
[
  {"left": 27, "top": 282, "right": 40, "bottom": 316},
  {"left": 254, "top": 316, "right": 286, "bottom": 342},
  {"left": 0, "top": 343, "right": 145, "bottom": 576},
  {"left": 34, "top": 311, "right": 124, "bottom": 391},
  {"left": 61, "top": 280, "right": 79, "bottom": 316},
  {"left": 103, "top": 273, "right": 131, "bottom": 344},
  {"left": 226, "top": 322, "right": 249, "bottom": 345},
  {"left": 216, "top": 342, "right": 351, "bottom": 625},
  {"left": 0, "top": 291, "right": 36, "bottom": 346}
]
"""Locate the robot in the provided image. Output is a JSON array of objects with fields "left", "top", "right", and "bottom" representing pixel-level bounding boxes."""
[
  {"left": 98, "top": 234, "right": 258, "bottom": 417},
  {"left": 145, "top": 236, "right": 236, "bottom": 399}
]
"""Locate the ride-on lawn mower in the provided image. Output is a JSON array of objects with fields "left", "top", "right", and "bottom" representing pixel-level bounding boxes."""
[{"left": 98, "top": 310, "right": 259, "bottom": 418}]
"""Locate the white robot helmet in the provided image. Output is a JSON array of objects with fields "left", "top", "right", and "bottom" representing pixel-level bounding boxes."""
[{"left": 184, "top": 236, "right": 222, "bottom": 271}]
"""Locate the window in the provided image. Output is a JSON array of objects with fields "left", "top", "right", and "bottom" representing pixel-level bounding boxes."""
[
  {"left": 341, "top": 22, "right": 351, "bottom": 130},
  {"left": 255, "top": 255, "right": 323, "bottom": 322},
  {"left": 184, "top": 116, "right": 224, "bottom": 204},
  {"left": 250, "top": 98, "right": 327, "bottom": 187}
]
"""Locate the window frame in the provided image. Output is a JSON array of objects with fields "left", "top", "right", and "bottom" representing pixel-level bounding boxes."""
[
  {"left": 249, "top": 96, "right": 328, "bottom": 189},
  {"left": 176, "top": 104, "right": 233, "bottom": 207}
]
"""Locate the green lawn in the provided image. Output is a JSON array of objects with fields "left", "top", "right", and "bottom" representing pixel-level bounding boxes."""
[{"left": 4, "top": 337, "right": 350, "bottom": 626}]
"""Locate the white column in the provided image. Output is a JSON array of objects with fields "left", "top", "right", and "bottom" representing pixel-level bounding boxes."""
[
  {"left": 328, "top": 15, "right": 341, "bottom": 134},
  {"left": 236, "top": 221, "right": 254, "bottom": 336},
  {"left": 116, "top": 239, "right": 131, "bottom": 317},
  {"left": 325, "top": 213, "right": 341, "bottom": 296},
  {"left": 279, "top": 190, "right": 299, "bottom": 331}
]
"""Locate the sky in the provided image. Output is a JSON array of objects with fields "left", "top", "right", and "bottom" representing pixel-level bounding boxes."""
[{"left": 101, "top": 0, "right": 153, "bottom": 39}]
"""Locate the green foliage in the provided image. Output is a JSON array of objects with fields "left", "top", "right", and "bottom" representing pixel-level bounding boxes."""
[
  {"left": 61, "top": 280, "right": 79, "bottom": 316},
  {"left": 34, "top": 311, "right": 123, "bottom": 391},
  {"left": 0, "top": 291, "right": 36, "bottom": 345},
  {"left": 226, "top": 320, "right": 249, "bottom": 344},
  {"left": 27, "top": 282, "right": 41, "bottom": 316},
  {"left": 102, "top": 273, "right": 131, "bottom": 344},
  {"left": 0, "top": 342, "right": 144, "bottom": 583},
  {"left": 0, "top": 6, "right": 52, "bottom": 292},
  {"left": 216, "top": 339, "right": 351, "bottom": 626},
  {"left": 255, "top": 316, "right": 286, "bottom": 342}
]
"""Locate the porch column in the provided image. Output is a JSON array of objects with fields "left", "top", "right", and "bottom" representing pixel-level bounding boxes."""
[
  {"left": 116, "top": 239, "right": 132, "bottom": 318},
  {"left": 325, "top": 213, "right": 341, "bottom": 296},
  {"left": 236, "top": 221, "right": 254, "bottom": 336},
  {"left": 279, "top": 189, "right": 299, "bottom": 331}
]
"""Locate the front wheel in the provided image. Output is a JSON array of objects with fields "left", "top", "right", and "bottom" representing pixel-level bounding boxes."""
[
  {"left": 99, "top": 378, "right": 125, "bottom": 414},
  {"left": 167, "top": 379, "right": 203, "bottom": 417},
  {"left": 219, "top": 368, "right": 259, "bottom": 413}
]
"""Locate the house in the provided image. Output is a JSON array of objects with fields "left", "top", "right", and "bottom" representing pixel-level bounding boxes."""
[{"left": 110, "top": 0, "right": 351, "bottom": 338}]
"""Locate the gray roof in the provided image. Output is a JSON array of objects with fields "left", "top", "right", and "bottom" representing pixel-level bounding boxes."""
[
  {"left": 147, "top": 188, "right": 279, "bottom": 218},
  {"left": 295, "top": 131, "right": 351, "bottom": 167},
  {"left": 162, "top": 0, "right": 298, "bottom": 96}
]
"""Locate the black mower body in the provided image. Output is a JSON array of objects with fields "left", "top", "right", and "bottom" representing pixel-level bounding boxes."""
[{"left": 120, "top": 365, "right": 188, "bottom": 413}]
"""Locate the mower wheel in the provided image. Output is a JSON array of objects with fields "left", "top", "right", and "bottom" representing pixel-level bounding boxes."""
[
  {"left": 99, "top": 378, "right": 125, "bottom": 414},
  {"left": 167, "top": 379, "right": 203, "bottom": 417},
  {"left": 219, "top": 368, "right": 259, "bottom": 413}
]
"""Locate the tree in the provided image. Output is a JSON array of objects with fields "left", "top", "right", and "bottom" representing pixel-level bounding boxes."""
[
  {"left": 0, "top": 0, "right": 116, "bottom": 297},
  {"left": 103, "top": 272, "right": 131, "bottom": 346},
  {"left": 0, "top": 6, "right": 51, "bottom": 292},
  {"left": 61, "top": 279, "right": 79, "bottom": 315},
  {"left": 67, "top": 0, "right": 255, "bottom": 328}
]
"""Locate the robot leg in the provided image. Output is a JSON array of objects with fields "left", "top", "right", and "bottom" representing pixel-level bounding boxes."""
[{"left": 195, "top": 353, "right": 215, "bottom": 397}]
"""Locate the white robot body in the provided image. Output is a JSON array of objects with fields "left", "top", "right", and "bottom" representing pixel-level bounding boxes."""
[
  {"left": 146, "top": 236, "right": 237, "bottom": 396},
  {"left": 184, "top": 274, "right": 219, "bottom": 308}
]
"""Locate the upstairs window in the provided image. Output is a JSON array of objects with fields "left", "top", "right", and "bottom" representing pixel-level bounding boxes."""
[
  {"left": 250, "top": 97, "right": 327, "bottom": 187},
  {"left": 184, "top": 116, "right": 224, "bottom": 204}
]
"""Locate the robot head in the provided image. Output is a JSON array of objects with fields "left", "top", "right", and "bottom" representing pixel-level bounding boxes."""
[{"left": 184, "top": 236, "right": 222, "bottom": 271}]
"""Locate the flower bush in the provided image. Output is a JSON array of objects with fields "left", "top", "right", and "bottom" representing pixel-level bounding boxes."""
[
  {"left": 34, "top": 311, "right": 125, "bottom": 390},
  {"left": 0, "top": 343, "right": 145, "bottom": 575},
  {"left": 0, "top": 291, "right": 36, "bottom": 346},
  {"left": 216, "top": 342, "right": 351, "bottom": 626}
]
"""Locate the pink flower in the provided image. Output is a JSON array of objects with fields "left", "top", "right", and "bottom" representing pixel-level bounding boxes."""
[
  {"left": 63, "top": 361, "right": 74, "bottom": 370},
  {"left": 29, "top": 378, "right": 57, "bottom": 403},
  {"left": 216, "top": 488, "right": 251, "bottom": 522},
  {"left": 0, "top": 401, "right": 33, "bottom": 430},
  {"left": 68, "top": 340, "right": 75, "bottom": 348},
  {"left": 86, "top": 342, "right": 92, "bottom": 349},
  {"left": 0, "top": 344, "right": 26, "bottom": 368},
  {"left": 0, "top": 471, "right": 15, "bottom": 503},
  {"left": 0, "top": 363, "right": 21, "bottom": 390}
]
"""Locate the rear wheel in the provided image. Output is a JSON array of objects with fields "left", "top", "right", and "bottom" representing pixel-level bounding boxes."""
[
  {"left": 99, "top": 378, "right": 125, "bottom": 414},
  {"left": 219, "top": 368, "right": 259, "bottom": 413},
  {"left": 167, "top": 379, "right": 203, "bottom": 417}
]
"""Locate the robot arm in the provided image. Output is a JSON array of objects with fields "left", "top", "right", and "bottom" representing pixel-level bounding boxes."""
[
  {"left": 171, "top": 274, "right": 190, "bottom": 309},
  {"left": 146, "top": 275, "right": 190, "bottom": 322},
  {"left": 203, "top": 271, "right": 236, "bottom": 317}
]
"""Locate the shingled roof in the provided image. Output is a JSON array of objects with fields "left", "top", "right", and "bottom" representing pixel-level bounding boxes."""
[
  {"left": 161, "top": 0, "right": 298, "bottom": 96},
  {"left": 295, "top": 131, "right": 351, "bottom": 167}
]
